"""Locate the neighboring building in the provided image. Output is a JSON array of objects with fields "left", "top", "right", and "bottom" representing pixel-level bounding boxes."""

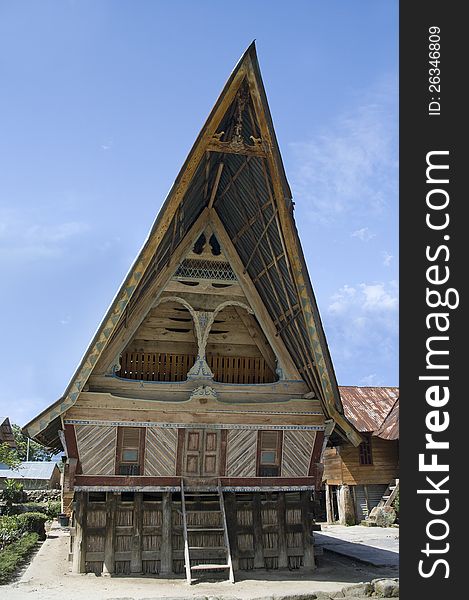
[
  {"left": 0, "top": 417, "right": 16, "bottom": 450},
  {"left": 322, "top": 386, "right": 399, "bottom": 525},
  {"left": 0, "top": 461, "right": 61, "bottom": 490},
  {"left": 23, "top": 43, "right": 361, "bottom": 581}
]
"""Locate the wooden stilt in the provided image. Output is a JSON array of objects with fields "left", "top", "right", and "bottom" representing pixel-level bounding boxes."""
[
  {"left": 252, "top": 494, "right": 264, "bottom": 569},
  {"left": 224, "top": 492, "right": 239, "bottom": 572},
  {"left": 160, "top": 492, "right": 173, "bottom": 575},
  {"left": 277, "top": 492, "right": 288, "bottom": 568},
  {"left": 130, "top": 492, "right": 143, "bottom": 574},
  {"left": 72, "top": 491, "right": 87, "bottom": 573},
  {"left": 300, "top": 491, "right": 315, "bottom": 569},
  {"left": 102, "top": 492, "right": 117, "bottom": 575},
  {"left": 325, "top": 484, "right": 333, "bottom": 524}
]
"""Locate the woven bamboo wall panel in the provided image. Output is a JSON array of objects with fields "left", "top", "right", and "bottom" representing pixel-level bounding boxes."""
[
  {"left": 281, "top": 430, "right": 316, "bottom": 477},
  {"left": 144, "top": 427, "right": 177, "bottom": 476},
  {"left": 226, "top": 430, "right": 257, "bottom": 477},
  {"left": 75, "top": 425, "right": 117, "bottom": 475}
]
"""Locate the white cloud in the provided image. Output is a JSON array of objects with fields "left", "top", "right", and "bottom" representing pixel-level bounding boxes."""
[
  {"left": 352, "top": 227, "right": 376, "bottom": 242},
  {"left": 100, "top": 139, "right": 113, "bottom": 151},
  {"left": 360, "top": 283, "right": 398, "bottom": 311},
  {"left": 289, "top": 77, "right": 397, "bottom": 224},
  {"left": 324, "top": 280, "right": 398, "bottom": 384},
  {"left": 359, "top": 373, "right": 382, "bottom": 386},
  {"left": 382, "top": 251, "right": 393, "bottom": 267},
  {"left": 0, "top": 209, "right": 89, "bottom": 262}
]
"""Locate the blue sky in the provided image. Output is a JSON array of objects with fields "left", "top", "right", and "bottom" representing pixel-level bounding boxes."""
[{"left": 0, "top": 1, "right": 398, "bottom": 428}]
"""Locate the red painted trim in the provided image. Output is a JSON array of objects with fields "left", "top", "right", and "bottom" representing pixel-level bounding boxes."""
[
  {"left": 176, "top": 429, "right": 185, "bottom": 476},
  {"left": 74, "top": 475, "right": 316, "bottom": 487},
  {"left": 308, "top": 431, "right": 324, "bottom": 475},
  {"left": 64, "top": 424, "right": 79, "bottom": 457},
  {"left": 75, "top": 475, "right": 181, "bottom": 486},
  {"left": 221, "top": 476, "right": 315, "bottom": 487},
  {"left": 64, "top": 424, "right": 82, "bottom": 475},
  {"left": 220, "top": 429, "right": 228, "bottom": 476}
]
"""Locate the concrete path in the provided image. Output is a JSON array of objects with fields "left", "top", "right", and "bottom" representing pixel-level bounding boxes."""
[
  {"left": 314, "top": 524, "right": 399, "bottom": 568},
  {"left": 4, "top": 523, "right": 399, "bottom": 600}
]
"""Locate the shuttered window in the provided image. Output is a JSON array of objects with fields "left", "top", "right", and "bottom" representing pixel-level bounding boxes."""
[
  {"left": 359, "top": 435, "right": 373, "bottom": 465},
  {"left": 257, "top": 431, "right": 282, "bottom": 477},
  {"left": 117, "top": 427, "right": 145, "bottom": 475}
]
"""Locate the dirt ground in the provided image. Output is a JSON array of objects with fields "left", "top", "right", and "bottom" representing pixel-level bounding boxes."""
[{"left": 4, "top": 524, "right": 399, "bottom": 600}]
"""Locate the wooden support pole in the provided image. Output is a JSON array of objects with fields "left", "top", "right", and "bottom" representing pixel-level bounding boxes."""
[
  {"left": 224, "top": 492, "right": 239, "bottom": 571},
  {"left": 130, "top": 492, "right": 143, "bottom": 574},
  {"left": 160, "top": 492, "right": 173, "bottom": 575},
  {"left": 325, "top": 484, "right": 333, "bottom": 524},
  {"left": 253, "top": 494, "right": 264, "bottom": 569},
  {"left": 277, "top": 492, "right": 288, "bottom": 568},
  {"left": 102, "top": 492, "right": 117, "bottom": 575},
  {"left": 300, "top": 491, "right": 315, "bottom": 570},
  {"left": 72, "top": 491, "right": 87, "bottom": 573}
]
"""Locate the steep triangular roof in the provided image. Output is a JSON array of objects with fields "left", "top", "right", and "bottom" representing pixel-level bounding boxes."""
[{"left": 24, "top": 43, "right": 361, "bottom": 448}]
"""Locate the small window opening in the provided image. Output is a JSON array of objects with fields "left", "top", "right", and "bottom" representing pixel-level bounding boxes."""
[
  {"left": 117, "top": 427, "right": 145, "bottom": 475},
  {"left": 359, "top": 435, "right": 373, "bottom": 465},
  {"left": 258, "top": 430, "right": 282, "bottom": 477},
  {"left": 193, "top": 234, "right": 206, "bottom": 255},
  {"left": 209, "top": 234, "right": 221, "bottom": 255}
]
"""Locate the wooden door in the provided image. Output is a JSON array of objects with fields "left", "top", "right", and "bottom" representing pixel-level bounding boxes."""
[{"left": 183, "top": 429, "right": 220, "bottom": 476}]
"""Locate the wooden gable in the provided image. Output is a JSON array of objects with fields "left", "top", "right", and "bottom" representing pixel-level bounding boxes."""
[{"left": 24, "top": 42, "right": 360, "bottom": 449}]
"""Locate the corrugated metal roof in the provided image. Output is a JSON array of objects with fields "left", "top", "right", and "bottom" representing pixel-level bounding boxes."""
[
  {"left": 339, "top": 386, "right": 399, "bottom": 436},
  {"left": 374, "top": 397, "right": 399, "bottom": 440},
  {"left": 0, "top": 461, "right": 59, "bottom": 480}
]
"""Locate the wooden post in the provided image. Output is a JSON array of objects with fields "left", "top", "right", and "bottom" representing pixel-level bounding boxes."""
[
  {"left": 102, "top": 492, "right": 117, "bottom": 575},
  {"left": 160, "top": 492, "right": 173, "bottom": 575},
  {"left": 252, "top": 494, "right": 264, "bottom": 569},
  {"left": 277, "top": 492, "right": 288, "bottom": 568},
  {"left": 325, "top": 484, "right": 333, "bottom": 524},
  {"left": 130, "top": 492, "right": 143, "bottom": 574},
  {"left": 224, "top": 492, "right": 239, "bottom": 571},
  {"left": 300, "top": 491, "right": 315, "bottom": 569},
  {"left": 72, "top": 491, "right": 87, "bottom": 573}
]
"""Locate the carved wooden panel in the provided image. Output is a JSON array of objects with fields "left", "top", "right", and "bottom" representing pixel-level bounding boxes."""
[
  {"left": 144, "top": 427, "right": 177, "bottom": 476},
  {"left": 226, "top": 430, "right": 257, "bottom": 477},
  {"left": 281, "top": 430, "right": 316, "bottom": 477},
  {"left": 75, "top": 424, "right": 117, "bottom": 475}
]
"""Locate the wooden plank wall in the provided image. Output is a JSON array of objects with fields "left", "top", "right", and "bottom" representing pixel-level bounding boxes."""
[
  {"left": 323, "top": 438, "right": 399, "bottom": 486},
  {"left": 144, "top": 428, "right": 178, "bottom": 476},
  {"left": 75, "top": 425, "right": 117, "bottom": 475},
  {"left": 281, "top": 431, "right": 316, "bottom": 477}
]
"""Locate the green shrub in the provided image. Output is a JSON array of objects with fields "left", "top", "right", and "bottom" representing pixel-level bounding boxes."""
[
  {"left": 20, "top": 503, "right": 48, "bottom": 514},
  {"left": 3, "top": 480, "right": 24, "bottom": 514},
  {"left": 16, "top": 512, "right": 47, "bottom": 540},
  {"left": 0, "top": 516, "right": 22, "bottom": 550},
  {"left": 0, "top": 532, "right": 39, "bottom": 584},
  {"left": 46, "top": 500, "right": 61, "bottom": 520}
]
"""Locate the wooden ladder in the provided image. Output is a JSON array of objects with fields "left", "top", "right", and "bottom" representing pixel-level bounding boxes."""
[
  {"left": 181, "top": 478, "right": 234, "bottom": 584},
  {"left": 378, "top": 478, "right": 400, "bottom": 508}
]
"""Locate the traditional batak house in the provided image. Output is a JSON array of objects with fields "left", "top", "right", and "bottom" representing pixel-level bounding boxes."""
[
  {"left": 23, "top": 43, "right": 360, "bottom": 582},
  {"left": 323, "top": 386, "right": 399, "bottom": 525},
  {"left": 0, "top": 416, "right": 16, "bottom": 451}
]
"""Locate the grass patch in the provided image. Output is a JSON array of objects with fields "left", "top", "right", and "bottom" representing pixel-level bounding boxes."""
[{"left": 0, "top": 532, "right": 39, "bottom": 585}]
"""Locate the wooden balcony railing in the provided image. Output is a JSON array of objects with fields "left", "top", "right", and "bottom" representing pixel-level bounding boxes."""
[{"left": 117, "top": 352, "right": 276, "bottom": 384}]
